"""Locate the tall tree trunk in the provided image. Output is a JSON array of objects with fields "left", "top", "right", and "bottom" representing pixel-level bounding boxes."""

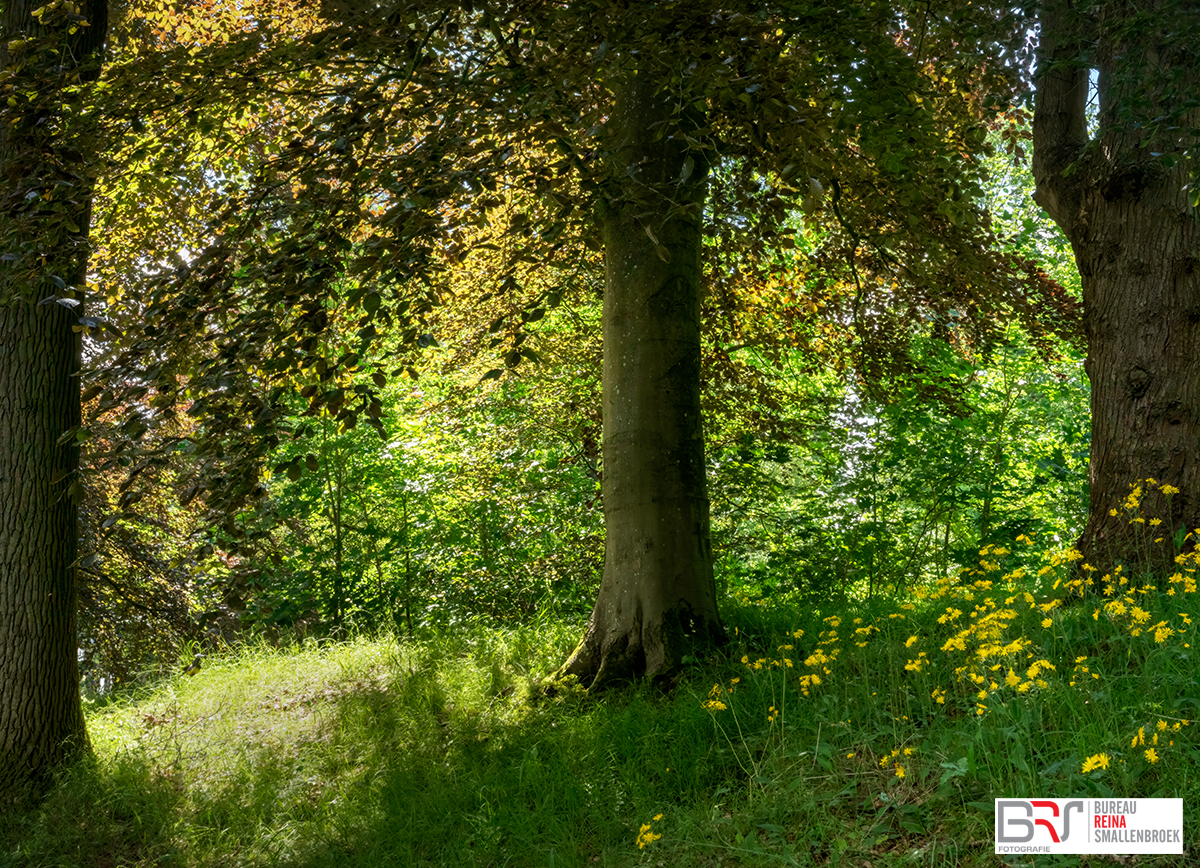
[
  {"left": 1033, "top": 0, "right": 1200, "bottom": 575},
  {"left": 557, "top": 74, "right": 724, "bottom": 686},
  {"left": 0, "top": 0, "right": 106, "bottom": 798}
]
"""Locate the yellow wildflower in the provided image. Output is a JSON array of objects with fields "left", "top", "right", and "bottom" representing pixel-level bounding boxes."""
[
  {"left": 1082, "top": 753, "right": 1110, "bottom": 773},
  {"left": 636, "top": 822, "right": 661, "bottom": 849}
]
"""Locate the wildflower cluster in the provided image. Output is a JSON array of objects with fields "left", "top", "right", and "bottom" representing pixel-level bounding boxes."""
[
  {"left": 879, "top": 745, "right": 915, "bottom": 780},
  {"left": 636, "top": 814, "right": 663, "bottom": 849},
  {"left": 740, "top": 642, "right": 796, "bottom": 674},
  {"left": 852, "top": 619, "right": 876, "bottom": 647},
  {"left": 713, "top": 478, "right": 1198, "bottom": 805},
  {"left": 1079, "top": 720, "right": 1191, "bottom": 774},
  {"left": 1131, "top": 718, "right": 1190, "bottom": 762},
  {"left": 1092, "top": 568, "right": 1197, "bottom": 648},
  {"left": 1069, "top": 656, "right": 1099, "bottom": 687},
  {"left": 703, "top": 680, "right": 736, "bottom": 712}
]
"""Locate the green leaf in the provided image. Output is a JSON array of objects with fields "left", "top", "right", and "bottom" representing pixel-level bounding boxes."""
[{"left": 679, "top": 155, "right": 695, "bottom": 183}]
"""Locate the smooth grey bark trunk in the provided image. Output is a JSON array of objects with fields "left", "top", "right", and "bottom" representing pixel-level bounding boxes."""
[
  {"left": 558, "top": 74, "right": 724, "bottom": 686},
  {"left": 0, "top": 0, "right": 106, "bottom": 798},
  {"left": 1033, "top": 0, "right": 1200, "bottom": 575}
]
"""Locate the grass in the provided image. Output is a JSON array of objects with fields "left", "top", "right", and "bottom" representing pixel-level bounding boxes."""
[{"left": 5, "top": 501, "right": 1200, "bottom": 866}]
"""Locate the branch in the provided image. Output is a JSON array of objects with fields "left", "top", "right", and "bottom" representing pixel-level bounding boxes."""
[{"left": 1031, "top": 0, "right": 1090, "bottom": 231}]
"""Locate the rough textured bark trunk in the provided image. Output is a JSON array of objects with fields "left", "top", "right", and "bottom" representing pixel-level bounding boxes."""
[
  {"left": 1033, "top": 0, "right": 1200, "bottom": 575},
  {"left": 0, "top": 0, "right": 106, "bottom": 798},
  {"left": 557, "top": 74, "right": 724, "bottom": 686}
]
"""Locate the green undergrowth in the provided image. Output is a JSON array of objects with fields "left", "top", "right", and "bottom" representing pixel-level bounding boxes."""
[{"left": 5, "top": 536, "right": 1200, "bottom": 867}]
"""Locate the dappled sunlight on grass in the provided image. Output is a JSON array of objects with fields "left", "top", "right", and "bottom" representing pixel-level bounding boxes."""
[{"left": 5, "top": 488, "right": 1200, "bottom": 867}]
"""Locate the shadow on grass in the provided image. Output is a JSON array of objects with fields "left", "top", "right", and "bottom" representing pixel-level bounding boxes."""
[
  {"left": 7, "top": 595, "right": 1200, "bottom": 868},
  {"left": 2, "top": 637, "right": 748, "bottom": 868},
  {"left": 0, "top": 752, "right": 182, "bottom": 868}
]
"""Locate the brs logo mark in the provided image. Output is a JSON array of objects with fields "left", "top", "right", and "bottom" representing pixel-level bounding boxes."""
[{"left": 997, "top": 800, "right": 1085, "bottom": 843}]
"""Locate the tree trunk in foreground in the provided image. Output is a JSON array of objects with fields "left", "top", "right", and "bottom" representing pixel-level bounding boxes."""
[
  {"left": 0, "top": 0, "right": 106, "bottom": 798},
  {"left": 558, "top": 75, "right": 725, "bottom": 686},
  {"left": 1033, "top": 0, "right": 1200, "bottom": 576}
]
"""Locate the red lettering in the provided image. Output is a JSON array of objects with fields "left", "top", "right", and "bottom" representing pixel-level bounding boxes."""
[{"left": 1033, "top": 819, "right": 1061, "bottom": 842}]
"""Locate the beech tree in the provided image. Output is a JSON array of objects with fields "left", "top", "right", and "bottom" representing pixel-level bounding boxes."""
[
  {"left": 556, "top": 72, "right": 721, "bottom": 681},
  {"left": 1032, "top": 0, "right": 1200, "bottom": 572},
  {"left": 0, "top": 0, "right": 108, "bottom": 796}
]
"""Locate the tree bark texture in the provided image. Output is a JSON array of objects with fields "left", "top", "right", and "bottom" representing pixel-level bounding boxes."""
[
  {"left": 558, "top": 74, "right": 724, "bottom": 685},
  {"left": 1033, "top": 0, "right": 1200, "bottom": 575},
  {"left": 0, "top": 0, "right": 106, "bottom": 797}
]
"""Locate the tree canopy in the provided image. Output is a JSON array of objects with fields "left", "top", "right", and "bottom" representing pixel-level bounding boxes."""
[{"left": 86, "top": 0, "right": 1078, "bottom": 535}]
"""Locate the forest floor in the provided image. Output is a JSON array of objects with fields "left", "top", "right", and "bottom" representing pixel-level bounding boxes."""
[{"left": 4, "top": 539, "right": 1200, "bottom": 867}]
